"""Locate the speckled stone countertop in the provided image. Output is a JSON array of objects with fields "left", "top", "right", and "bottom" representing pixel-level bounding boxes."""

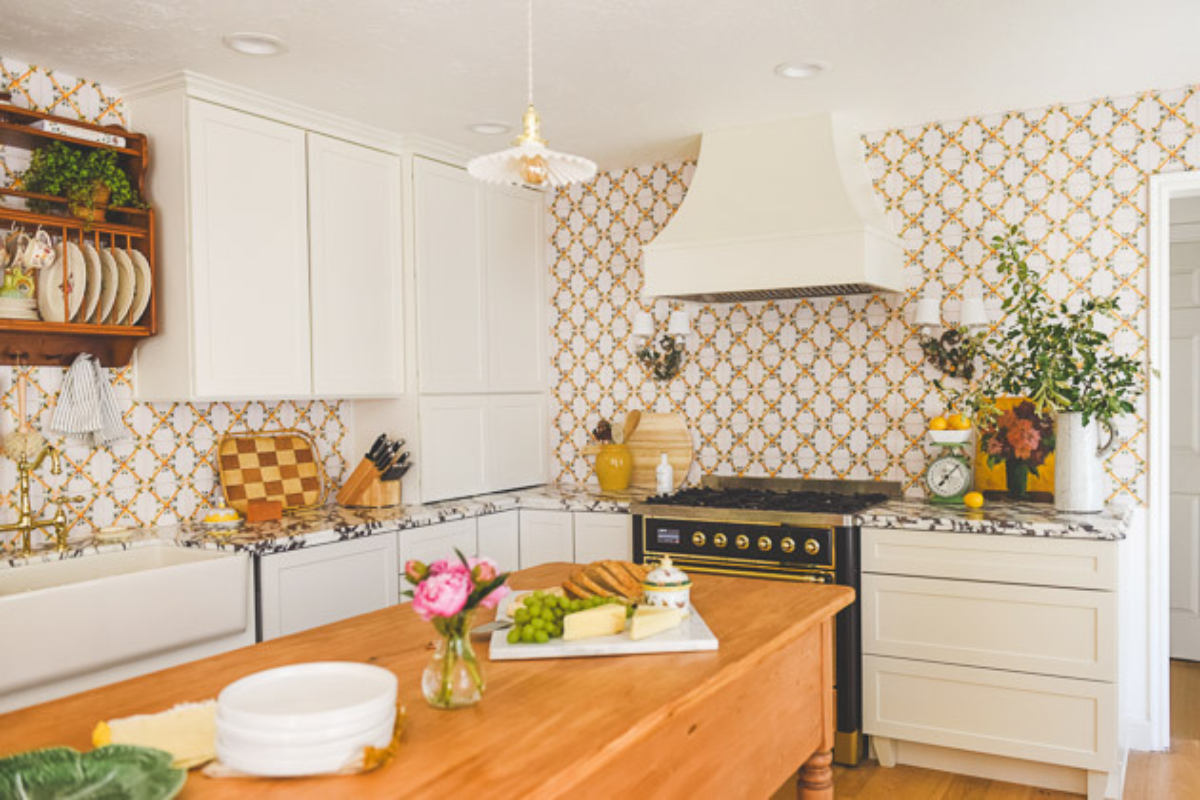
[
  {"left": 1, "top": 484, "right": 651, "bottom": 567},
  {"left": 856, "top": 499, "right": 1131, "bottom": 540}
]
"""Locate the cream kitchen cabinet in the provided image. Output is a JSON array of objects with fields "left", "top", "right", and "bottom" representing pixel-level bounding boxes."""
[
  {"left": 573, "top": 512, "right": 633, "bottom": 563},
  {"left": 861, "top": 528, "right": 1121, "bottom": 800},
  {"left": 397, "top": 518, "right": 479, "bottom": 598},
  {"left": 259, "top": 535, "right": 399, "bottom": 641},
  {"left": 477, "top": 511, "right": 521, "bottom": 575},
  {"left": 413, "top": 157, "right": 545, "bottom": 395},
  {"left": 518, "top": 510, "right": 575, "bottom": 568},
  {"left": 128, "top": 76, "right": 404, "bottom": 400}
]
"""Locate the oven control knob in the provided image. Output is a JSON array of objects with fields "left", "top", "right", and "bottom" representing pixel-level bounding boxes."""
[
  {"left": 713, "top": 533, "right": 728, "bottom": 548},
  {"left": 757, "top": 536, "right": 772, "bottom": 552},
  {"left": 692, "top": 532, "right": 706, "bottom": 547},
  {"left": 735, "top": 534, "right": 750, "bottom": 550},
  {"left": 781, "top": 537, "right": 796, "bottom": 554},
  {"left": 804, "top": 538, "right": 821, "bottom": 556}
]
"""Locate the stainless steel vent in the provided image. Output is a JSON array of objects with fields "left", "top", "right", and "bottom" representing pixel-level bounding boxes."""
[{"left": 663, "top": 283, "right": 885, "bottom": 304}]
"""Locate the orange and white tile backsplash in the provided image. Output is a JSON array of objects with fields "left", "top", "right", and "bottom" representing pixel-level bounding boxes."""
[
  {"left": 0, "top": 56, "right": 351, "bottom": 536},
  {"left": 548, "top": 85, "right": 1200, "bottom": 503}
]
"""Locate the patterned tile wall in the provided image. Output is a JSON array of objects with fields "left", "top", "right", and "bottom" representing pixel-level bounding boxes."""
[
  {"left": 0, "top": 55, "right": 352, "bottom": 541},
  {"left": 549, "top": 85, "right": 1200, "bottom": 503}
]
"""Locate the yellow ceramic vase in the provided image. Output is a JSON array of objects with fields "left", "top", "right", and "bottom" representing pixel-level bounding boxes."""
[{"left": 594, "top": 443, "right": 633, "bottom": 492}]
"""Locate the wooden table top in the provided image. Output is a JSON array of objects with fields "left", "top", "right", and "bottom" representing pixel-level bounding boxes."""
[{"left": 0, "top": 563, "right": 854, "bottom": 798}]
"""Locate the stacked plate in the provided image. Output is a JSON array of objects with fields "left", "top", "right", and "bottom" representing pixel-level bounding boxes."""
[
  {"left": 0, "top": 297, "right": 37, "bottom": 320},
  {"left": 215, "top": 662, "right": 397, "bottom": 777}
]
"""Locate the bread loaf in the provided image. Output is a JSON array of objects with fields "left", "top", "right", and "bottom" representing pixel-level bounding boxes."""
[{"left": 563, "top": 560, "right": 649, "bottom": 601}]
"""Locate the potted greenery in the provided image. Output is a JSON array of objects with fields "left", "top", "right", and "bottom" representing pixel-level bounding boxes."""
[
  {"left": 19, "top": 141, "right": 143, "bottom": 223},
  {"left": 970, "top": 225, "right": 1145, "bottom": 512}
]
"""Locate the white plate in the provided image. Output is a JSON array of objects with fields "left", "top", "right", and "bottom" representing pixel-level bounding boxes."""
[
  {"left": 96, "top": 247, "right": 118, "bottom": 324},
  {"left": 217, "top": 662, "right": 397, "bottom": 732},
  {"left": 126, "top": 248, "right": 152, "bottom": 326},
  {"left": 80, "top": 243, "right": 102, "bottom": 323},
  {"left": 216, "top": 711, "right": 393, "bottom": 751},
  {"left": 36, "top": 243, "right": 86, "bottom": 323},
  {"left": 109, "top": 247, "right": 135, "bottom": 325}
]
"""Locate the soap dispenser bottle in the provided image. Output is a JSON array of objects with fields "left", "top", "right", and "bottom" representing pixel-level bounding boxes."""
[{"left": 655, "top": 453, "right": 674, "bottom": 495}]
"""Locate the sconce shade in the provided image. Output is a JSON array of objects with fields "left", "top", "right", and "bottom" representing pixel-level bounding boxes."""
[
  {"left": 960, "top": 296, "right": 988, "bottom": 328},
  {"left": 667, "top": 309, "right": 691, "bottom": 337},
  {"left": 912, "top": 296, "right": 941, "bottom": 328},
  {"left": 632, "top": 310, "right": 656, "bottom": 338}
]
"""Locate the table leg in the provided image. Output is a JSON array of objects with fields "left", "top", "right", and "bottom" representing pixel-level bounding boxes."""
[{"left": 797, "top": 748, "right": 834, "bottom": 800}]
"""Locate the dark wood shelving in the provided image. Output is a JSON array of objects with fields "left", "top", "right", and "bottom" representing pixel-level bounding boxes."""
[{"left": 0, "top": 101, "right": 156, "bottom": 367}]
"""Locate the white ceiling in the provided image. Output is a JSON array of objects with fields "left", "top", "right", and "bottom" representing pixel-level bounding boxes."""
[{"left": 3, "top": 0, "right": 1200, "bottom": 169}]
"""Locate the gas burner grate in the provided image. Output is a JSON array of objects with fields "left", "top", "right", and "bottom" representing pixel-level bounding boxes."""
[{"left": 647, "top": 486, "right": 889, "bottom": 515}]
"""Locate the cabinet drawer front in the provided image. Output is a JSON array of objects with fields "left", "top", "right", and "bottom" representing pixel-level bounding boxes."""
[
  {"left": 862, "top": 528, "right": 1116, "bottom": 589},
  {"left": 404, "top": 518, "right": 478, "bottom": 547},
  {"left": 862, "top": 574, "right": 1115, "bottom": 681},
  {"left": 864, "top": 655, "right": 1116, "bottom": 771}
]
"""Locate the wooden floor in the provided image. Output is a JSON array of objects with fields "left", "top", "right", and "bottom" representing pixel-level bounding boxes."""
[{"left": 771, "top": 660, "right": 1200, "bottom": 799}]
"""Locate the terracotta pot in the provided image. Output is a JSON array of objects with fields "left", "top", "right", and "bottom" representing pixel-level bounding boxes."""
[
  {"left": 69, "top": 184, "right": 111, "bottom": 223},
  {"left": 594, "top": 443, "right": 633, "bottom": 492}
]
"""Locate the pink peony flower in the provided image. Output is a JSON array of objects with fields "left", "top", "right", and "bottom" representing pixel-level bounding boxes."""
[
  {"left": 480, "top": 582, "right": 511, "bottom": 610},
  {"left": 411, "top": 570, "right": 472, "bottom": 621},
  {"left": 404, "top": 560, "right": 428, "bottom": 584},
  {"left": 428, "top": 558, "right": 471, "bottom": 578},
  {"left": 469, "top": 556, "right": 499, "bottom": 583}
]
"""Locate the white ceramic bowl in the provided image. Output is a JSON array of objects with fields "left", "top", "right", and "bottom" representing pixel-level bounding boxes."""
[
  {"left": 928, "top": 429, "right": 972, "bottom": 445},
  {"left": 217, "top": 662, "right": 397, "bottom": 732}
]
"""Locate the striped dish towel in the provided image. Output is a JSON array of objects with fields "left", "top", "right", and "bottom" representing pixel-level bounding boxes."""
[{"left": 50, "top": 353, "right": 128, "bottom": 446}]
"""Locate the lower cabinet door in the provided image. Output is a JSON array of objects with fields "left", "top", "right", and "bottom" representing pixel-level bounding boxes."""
[
  {"left": 863, "top": 655, "right": 1116, "bottom": 771},
  {"left": 518, "top": 510, "right": 574, "bottom": 569},
  {"left": 398, "top": 518, "right": 479, "bottom": 598},
  {"left": 259, "top": 536, "right": 398, "bottom": 641},
  {"left": 477, "top": 511, "right": 520, "bottom": 575},
  {"left": 572, "top": 512, "right": 632, "bottom": 563}
]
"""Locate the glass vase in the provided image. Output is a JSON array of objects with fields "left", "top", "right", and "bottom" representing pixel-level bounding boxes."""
[{"left": 422, "top": 619, "right": 485, "bottom": 709}]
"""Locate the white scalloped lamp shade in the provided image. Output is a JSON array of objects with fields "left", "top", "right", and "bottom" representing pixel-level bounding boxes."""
[{"left": 467, "top": 142, "right": 597, "bottom": 189}]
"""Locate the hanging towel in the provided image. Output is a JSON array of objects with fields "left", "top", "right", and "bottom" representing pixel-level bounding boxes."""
[{"left": 50, "top": 353, "right": 128, "bottom": 447}]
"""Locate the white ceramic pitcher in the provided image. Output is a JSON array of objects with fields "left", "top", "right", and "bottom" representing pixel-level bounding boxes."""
[{"left": 1054, "top": 411, "right": 1116, "bottom": 513}]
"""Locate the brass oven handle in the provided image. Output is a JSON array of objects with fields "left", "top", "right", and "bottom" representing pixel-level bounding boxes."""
[
  {"left": 713, "top": 533, "right": 727, "bottom": 548},
  {"left": 804, "top": 538, "right": 821, "bottom": 556},
  {"left": 735, "top": 534, "right": 750, "bottom": 550},
  {"left": 757, "top": 536, "right": 772, "bottom": 552},
  {"left": 692, "top": 532, "right": 706, "bottom": 547}
]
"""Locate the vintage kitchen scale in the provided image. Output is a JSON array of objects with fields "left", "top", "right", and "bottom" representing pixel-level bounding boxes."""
[{"left": 924, "top": 432, "right": 974, "bottom": 505}]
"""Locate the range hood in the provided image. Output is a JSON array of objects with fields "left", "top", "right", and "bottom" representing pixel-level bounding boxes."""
[{"left": 641, "top": 114, "right": 904, "bottom": 302}]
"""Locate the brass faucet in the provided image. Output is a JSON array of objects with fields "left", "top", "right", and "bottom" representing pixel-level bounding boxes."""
[{"left": 1, "top": 446, "right": 82, "bottom": 557}]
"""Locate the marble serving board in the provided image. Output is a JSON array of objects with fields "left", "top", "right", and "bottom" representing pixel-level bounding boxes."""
[{"left": 488, "top": 609, "right": 719, "bottom": 661}]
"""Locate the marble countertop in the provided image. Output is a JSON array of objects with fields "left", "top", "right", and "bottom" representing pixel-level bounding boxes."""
[{"left": 856, "top": 498, "right": 1131, "bottom": 540}]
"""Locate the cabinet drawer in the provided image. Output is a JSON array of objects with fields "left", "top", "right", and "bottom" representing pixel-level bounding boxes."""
[
  {"left": 862, "top": 528, "right": 1116, "bottom": 590},
  {"left": 864, "top": 655, "right": 1115, "bottom": 771},
  {"left": 862, "top": 574, "right": 1115, "bottom": 681}
]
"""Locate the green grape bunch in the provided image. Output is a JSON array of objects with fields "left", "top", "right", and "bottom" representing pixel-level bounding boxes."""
[{"left": 505, "top": 591, "right": 633, "bottom": 645}]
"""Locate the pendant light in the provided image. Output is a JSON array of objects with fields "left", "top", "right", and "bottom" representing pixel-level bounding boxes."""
[{"left": 466, "top": 0, "right": 597, "bottom": 189}]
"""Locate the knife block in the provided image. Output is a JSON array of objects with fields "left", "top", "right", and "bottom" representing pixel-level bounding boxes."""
[{"left": 336, "top": 457, "right": 402, "bottom": 508}]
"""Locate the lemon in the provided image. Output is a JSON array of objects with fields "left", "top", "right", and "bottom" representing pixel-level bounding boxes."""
[
  {"left": 930, "top": 416, "right": 949, "bottom": 431},
  {"left": 948, "top": 413, "right": 972, "bottom": 431},
  {"left": 964, "top": 491, "right": 985, "bottom": 509}
]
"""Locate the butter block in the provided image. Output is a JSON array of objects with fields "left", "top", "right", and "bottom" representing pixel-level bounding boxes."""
[
  {"left": 562, "top": 604, "right": 626, "bottom": 641},
  {"left": 93, "top": 700, "right": 217, "bottom": 769},
  {"left": 630, "top": 606, "right": 686, "bottom": 641}
]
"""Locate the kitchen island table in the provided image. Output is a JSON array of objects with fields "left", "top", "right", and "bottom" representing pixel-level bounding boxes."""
[{"left": 0, "top": 563, "right": 852, "bottom": 799}]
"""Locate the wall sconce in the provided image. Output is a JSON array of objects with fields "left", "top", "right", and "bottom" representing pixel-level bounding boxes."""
[
  {"left": 913, "top": 287, "right": 989, "bottom": 381},
  {"left": 633, "top": 306, "right": 691, "bottom": 382}
]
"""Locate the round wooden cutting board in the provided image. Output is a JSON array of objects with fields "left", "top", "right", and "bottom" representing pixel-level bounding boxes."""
[{"left": 624, "top": 412, "right": 693, "bottom": 490}]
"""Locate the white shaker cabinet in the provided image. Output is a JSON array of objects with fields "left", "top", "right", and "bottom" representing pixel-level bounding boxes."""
[
  {"left": 308, "top": 132, "right": 404, "bottom": 397},
  {"left": 518, "top": 510, "right": 574, "bottom": 568},
  {"left": 259, "top": 535, "right": 399, "bottom": 641},
  {"left": 477, "top": 511, "right": 521, "bottom": 575},
  {"left": 485, "top": 186, "right": 546, "bottom": 393},
  {"left": 572, "top": 512, "right": 633, "bottom": 563},
  {"left": 397, "top": 519, "right": 479, "bottom": 598},
  {"left": 128, "top": 77, "right": 405, "bottom": 401}
]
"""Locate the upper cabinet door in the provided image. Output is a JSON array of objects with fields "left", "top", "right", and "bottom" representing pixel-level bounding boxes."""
[
  {"left": 187, "top": 100, "right": 312, "bottom": 398},
  {"left": 414, "top": 158, "right": 488, "bottom": 394},
  {"left": 486, "top": 186, "right": 546, "bottom": 393},
  {"left": 307, "top": 134, "right": 404, "bottom": 398}
]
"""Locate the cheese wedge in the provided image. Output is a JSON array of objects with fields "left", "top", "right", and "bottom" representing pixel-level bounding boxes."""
[
  {"left": 563, "top": 604, "right": 627, "bottom": 641},
  {"left": 93, "top": 700, "right": 217, "bottom": 769},
  {"left": 630, "top": 606, "right": 686, "bottom": 641}
]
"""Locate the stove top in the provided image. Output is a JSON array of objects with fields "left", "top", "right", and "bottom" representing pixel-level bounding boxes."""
[
  {"left": 645, "top": 486, "right": 889, "bottom": 515},
  {"left": 632, "top": 476, "right": 901, "bottom": 526}
]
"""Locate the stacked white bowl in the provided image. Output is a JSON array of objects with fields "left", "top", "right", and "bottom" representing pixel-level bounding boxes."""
[{"left": 215, "top": 662, "right": 398, "bottom": 777}]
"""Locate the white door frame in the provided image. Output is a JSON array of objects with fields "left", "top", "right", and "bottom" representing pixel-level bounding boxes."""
[{"left": 1147, "top": 171, "right": 1200, "bottom": 749}]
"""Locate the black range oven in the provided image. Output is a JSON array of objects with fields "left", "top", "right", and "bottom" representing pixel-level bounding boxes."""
[{"left": 631, "top": 476, "right": 900, "bottom": 767}]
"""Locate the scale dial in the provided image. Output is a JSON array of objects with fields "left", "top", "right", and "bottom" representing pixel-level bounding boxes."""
[{"left": 925, "top": 454, "right": 972, "bottom": 499}]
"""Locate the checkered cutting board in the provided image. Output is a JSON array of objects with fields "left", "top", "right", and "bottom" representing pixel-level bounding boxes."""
[{"left": 217, "top": 432, "right": 324, "bottom": 514}]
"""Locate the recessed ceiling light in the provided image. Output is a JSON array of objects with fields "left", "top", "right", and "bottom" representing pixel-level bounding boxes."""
[
  {"left": 469, "top": 122, "right": 512, "bottom": 136},
  {"left": 774, "top": 60, "right": 827, "bottom": 80},
  {"left": 222, "top": 32, "right": 288, "bottom": 57}
]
